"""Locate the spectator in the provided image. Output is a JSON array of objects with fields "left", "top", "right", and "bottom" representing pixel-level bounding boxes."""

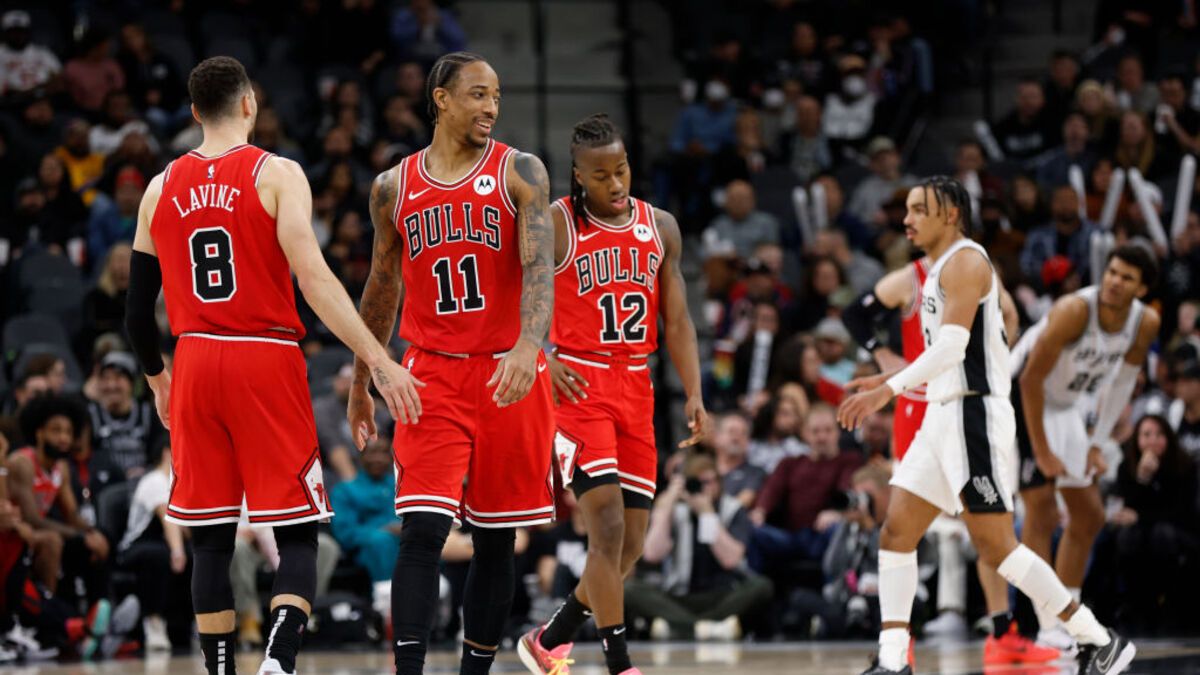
[
  {"left": 747, "top": 394, "right": 807, "bottom": 474},
  {"left": 1170, "top": 354, "right": 1200, "bottom": 458},
  {"left": 7, "top": 394, "right": 110, "bottom": 601},
  {"left": 749, "top": 404, "right": 864, "bottom": 572},
  {"left": 777, "top": 22, "right": 831, "bottom": 96},
  {"left": 1153, "top": 72, "right": 1200, "bottom": 165},
  {"left": 86, "top": 167, "right": 143, "bottom": 266},
  {"left": 787, "top": 96, "right": 832, "bottom": 184},
  {"left": 811, "top": 174, "right": 872, "bottom": 252},
  {"left": 1107, "top": 415, "right": 1198, "bottom": 632},
  {"left": 394, "top": 60, "right": 432, "bottom": 130},
  {"left": 19, "top": 354, "right": 68, "bottom": 395},
  {"left": 732, "top": 301, "right": 784, "bottom": 405},
  {"left": 809, "top": 229, "right": 883, "bottom": 295},
  {"left": 1036, "top": 112, "right": 1097, "bottom": 188},
  {"left": 329, "top": 438, "right": 401, "bottom": 617},
  {"left": 63, "top": 28, "right": 125, "bottom": 114},
  {"left": 847, "top": 136, "right": 915, "bottom": 226},
  {"left": 1113, "top": 109, "right": 1166, "bottom": 179},
  {"left": 813, "top": 317, "right": 855, "bottom": 386},
  {"left": 787, "top": 255, "right": 847, "bottom": 333},
  {"left": 254, "top": 108, "right": 305, "bottom": 164},
  {"left": 4, "top": 90, "right": 63, "bottom": 174},
  {"left": 317, "top": 80, "right": 375, "bottom": 151},
  {"left": 702, "top": 180, "right": 781, "bottom": 259},
  {"left": 379, "top": 93, "right": 429, "bottom": 153},
  {"left": 312, "top": 362, "right": 390, "bottom": 482},
  {"left": 714, "top": 107, "right": 770, "bottom": 184},
  {"left": 1113, "top": 52, "right": 1159, "bottom": 114},
  {"left": 88, "top": 90, "right": 157, "bottom": 159},
  {"left": 1021, "top": 184, "right": 1096, "bottom": 289},
  {"left": 54, "top": 118, "right": 104, "bottom": 206},
  {"left": 0, "top": 10, "right": 61, "bottom": 101},
  {"left": 858, "top": 410, "right": 893, "bottom": 462},
  {"left": 305, "top": 126, "right": 373, "bottom": 191},
  {"left": 712, "top": 412, "right": 765, "bottom": 509},
  {"left": 86, "top": 351, "right": 163, "bottom": 479},
  {"left": 954, "top": 139, "right": 1005, "bottom": 218},
  {"left": 630, "top": 453, "right": 773, "bottom": 640},
  {"left": 390, "top": 0, "right": 468, "bottom": 66},
  {"left": 822, "top": 54, "right": 876, "bottom": 149},
  {"left": 1, "top": 370, "right": 49, "bottom": 417},
  {"left": 1075, "top": 79, "right": 1120, "bottom": 149},
  {"left": 1043, "top": 50, "right": 1081, "bottom": 128},
  {"left": 34, "top": 152, "right": 88, "bottom": 254},
  {"left": 722, "top": 258, "right": 794, "bottom": 343},
  {"left": 991, "top": 79, "right": 1057, "bottom": 161},
  {"left": 116, "top": 23, "right": 186, "bottom": 136},
  {"left": 115, "top": 444, "right": 186, "bottom": 652},
  {"left": 670, "top": 79, "right": 738, "bottom": 157},
  {"left": 79, "top": 244, "right": 131, "bottom": 365},
  {"left": 324, "top": 0, "right": 389, "bottom": 75}
]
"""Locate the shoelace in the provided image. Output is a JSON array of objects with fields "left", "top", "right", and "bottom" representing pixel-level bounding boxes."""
[{"left": 547, "top": 654, "right": 575, "bottom": 675}]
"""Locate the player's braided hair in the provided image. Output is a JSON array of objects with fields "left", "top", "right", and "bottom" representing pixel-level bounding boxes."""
[
  {"left": 425, "top": 51, "right": 486, "bottom": 123},
  {"left": 918, "top": 174, "right": 972, "bottom": 232},
  {"left": 568, "top": 113, "right": 622, "bottom": 231}
]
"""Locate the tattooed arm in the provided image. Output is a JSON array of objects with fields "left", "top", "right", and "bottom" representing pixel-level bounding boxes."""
[
  {"left": 487, "top": 151, "right": 554, "bottom": 407},
  {"left": 346, "top": 168, "right": 425, "bottom": 445},
  {"left": 656, "top": 208, "right": 709, "bottom": 447}
]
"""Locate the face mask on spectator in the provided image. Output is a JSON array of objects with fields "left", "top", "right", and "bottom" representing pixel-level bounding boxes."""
[
  {"left": 842, "top": 75, "right": 867, "bottom": 98},
  {"left": 705, "top": 80, "right": 730, "bottom": 103}
]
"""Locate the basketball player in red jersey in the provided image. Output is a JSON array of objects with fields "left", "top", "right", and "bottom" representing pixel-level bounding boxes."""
[
  {"left": 124, "top": 57, "right": 419, "bottom": 675},
  {"left": 517, "top": 114, "right": 708, "bottom": 675},
  {"left": 845, "top": 258, "right": 1054, "bottom": 666},
  {"left": 346, "top": 52, "right": 556, "bottom": 675}
]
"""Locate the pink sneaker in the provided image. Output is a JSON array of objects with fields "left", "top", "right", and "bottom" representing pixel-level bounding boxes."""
[
  {"left": 617, "top": 670, "right": 644, "bottom": 674},
  {"left": 517, "top": 626, "right": 575, "bottom": 675}
]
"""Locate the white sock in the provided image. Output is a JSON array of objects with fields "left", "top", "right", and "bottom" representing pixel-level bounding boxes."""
[
  {"left": 1033, "top": 595, "right": 1061, "bottom": 633},
  {"left": 996, "top": 545, "right": 1073, "bottom": 626},
  {"left": 935, "top": 534, "right": 966, "bottom": 614},
  {"left": 1064, "top": 604, "right": 1111, "bottom": 647},
  {"left": 878, "top": 627, "right": 910, "bottom": 671},
  {"left": 1067, "top": 586, "right": 1082, "bottom": 603}
]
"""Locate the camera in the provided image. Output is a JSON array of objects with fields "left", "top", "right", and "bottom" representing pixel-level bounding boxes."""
[
  {"left": 685, "top": 477, "right": 705, "bottom": 494},
  {"left": 830, "top": 489, "right": 873, "bottom": 513}
]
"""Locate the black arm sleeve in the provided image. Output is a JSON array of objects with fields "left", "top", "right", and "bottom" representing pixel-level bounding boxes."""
[
  {"left": 125, "top": 249, "right": 165, "bottom": 376},
  {"left": 842, "top": 291, "right": 898, "bottom": 353}
]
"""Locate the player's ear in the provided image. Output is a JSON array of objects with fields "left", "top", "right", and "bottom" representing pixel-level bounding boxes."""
[
  {"left": 191, "top": 103, "right": 202, "bottom": 126},
  {"left": 433, "top": 87, "right": 450, "bottom": 115}
]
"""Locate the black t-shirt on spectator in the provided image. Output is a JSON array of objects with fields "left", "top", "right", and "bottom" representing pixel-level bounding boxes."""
[
  {"left": 1178, "top": 415, "right": 1200, "bottom": 459},
  {"left": 688, "top": 508, "right": 754, "bottom": 593},
  {"left": 992, "top": 111, "right": 1058, "bottom": 160},
  {"left": 722, "top": 462, "right": 767, "bottom": 500}
]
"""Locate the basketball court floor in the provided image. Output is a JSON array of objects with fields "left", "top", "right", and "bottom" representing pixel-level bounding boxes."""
[{"left": 10, "top": 640, "right": 1200, "bottom": 674}]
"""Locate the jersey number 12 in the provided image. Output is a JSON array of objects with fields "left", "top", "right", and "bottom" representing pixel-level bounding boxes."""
[{"left": 599, "top": 292, "right": 647, "bottom": 343}]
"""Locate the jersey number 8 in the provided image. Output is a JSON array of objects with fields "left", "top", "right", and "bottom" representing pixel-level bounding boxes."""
[{"left": 189, "top": 227, "right": 237, "bottom": 302}]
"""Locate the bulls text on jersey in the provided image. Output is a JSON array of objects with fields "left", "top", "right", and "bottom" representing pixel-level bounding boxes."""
[
  {"left": 573, "top": 245, "right": 661, "bottom": 296},
  {"left": 400, "top": 203, "right": 503, "bottom": 260}
]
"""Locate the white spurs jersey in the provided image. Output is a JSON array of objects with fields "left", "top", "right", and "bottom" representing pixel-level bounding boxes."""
[
  {"left": 1010, "top": 285, "right": 1144, "bottom": 410},
  {"left": 921, "top": 238, "right": 1011, "bottom": 403}
]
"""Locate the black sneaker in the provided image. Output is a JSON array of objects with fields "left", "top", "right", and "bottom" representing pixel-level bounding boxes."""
[
  {"left": 860, "top": 657, "right": 912, "bottom": 675},
  {"left": 1077, "top": 628, "right": 1136, "bottom": 674}
]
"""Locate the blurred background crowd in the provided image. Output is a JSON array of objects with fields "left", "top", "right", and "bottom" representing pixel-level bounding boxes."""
[{"left": 1, "top": 0, "right": 1199, "bottom": 662}]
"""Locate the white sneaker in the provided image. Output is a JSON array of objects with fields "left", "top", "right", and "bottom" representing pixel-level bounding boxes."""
[
  {"left": 5, "top": 624, "right": 59, "bottom": 660},
  {"left": 0, "top": 642, "right": 17, "bottom": 663},
  {"left": 257, "top": 656, "right": 294, "bottom": 674},
  {"left": 371, "top": 580, "right": 392, "bottom": 618},
  {"left": 1036, "top": 623, "right": 1078, "bottom": 655},
  {"left": 709, "top": 616, "right": 741, "bottom": 641},
  {"left": 924, "top": 611, "right": 969, "bottom": 640},
  {"left": 694, "top": 619, "right": 713, "bottom": 641},
  {"left": 650, "top": 617, "right": 671, "bottom": 641},
  {"left": 143, "top": 616, "right": 171, "bottom": 652}
]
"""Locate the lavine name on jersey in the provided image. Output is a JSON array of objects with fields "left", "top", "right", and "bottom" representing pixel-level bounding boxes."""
[
  {"left": 401, "top": 203, "right": 503, "bottom": 260},
  {"left": 172, "top": 182, "right": 241, "bottom": 218},
  {"left": 573, "top": 245, "right": 661, "bottom": 296}
]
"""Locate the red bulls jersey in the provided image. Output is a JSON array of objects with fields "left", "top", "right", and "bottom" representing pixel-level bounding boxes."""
[
  {"left": 551, "top": 197, "right": 664, "bottom": 356},
  {"left": 899, "top": 258, "right": 929, "bottom": 400},
  {"left": 151, "top": 144, "right": 304, "bottom": 340},
  {"left": 16, "top": 448, "right": 61, "bottom": 518},
  {"left": 393, "top": 138, "right": 523, "bottom": 355}
]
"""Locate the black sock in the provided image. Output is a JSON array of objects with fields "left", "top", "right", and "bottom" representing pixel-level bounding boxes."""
[
  {"left": 991, "top": 610, "right": 1013, "bottom": 639},
  {"left": 598, "top": 624, "right": 632, "bottom": 674},
  {"left": 394, "top": 635, "right": 427, "bottom": 675},
  {"left": 460, "top": 643, "right": 497, "bottom": 675},
  {"left": 200, "top": 631, "right": 237, "bottom": 675},
  {"left": 540, "top": 591, "right": 592, "bottom": 649},
  {"left": 263, "top": 605, "right": 307, "bottom": 673}
]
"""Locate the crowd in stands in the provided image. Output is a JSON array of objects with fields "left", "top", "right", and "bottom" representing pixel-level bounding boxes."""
[{"left": 0, "top": 0, "right": 1198, "bottom": 663}]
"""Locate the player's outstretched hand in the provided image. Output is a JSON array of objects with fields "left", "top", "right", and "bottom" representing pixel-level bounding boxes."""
[
  {"left": 678, "top": 396, "right": 710, "bottom": 448},
  {"left": 489, "top": 339, "right": 540, "bottom": 408},
  {"left": 370, "top": 361, "right": 426, "bottom": 428},
  {"left": 837, "top": 384, "right": 893, "bottom": 430},
  {"left": 347, "top": 384, "right": 377, "bottom": 450},
  {"left": 843, "top": 372, "right": 889, "bottom": 395},
  {"left": 547, "top": 352, "right": 589, "bottom": 405},
  {"left": 146, "top": 371, "right": 171, "bottom": 429}
]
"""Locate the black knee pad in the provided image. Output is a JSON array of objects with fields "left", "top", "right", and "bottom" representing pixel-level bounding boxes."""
[
  {"left": 470, "top": 527, "right": 515, "bottom": 562},
  {"left": 398, "top": 512, "right": 453, "bottom": 565},
  {"left": 190, "top": 523, "right": 237, "bottom": 614},
  {"left": 272, "top": 521, "right": 319, "bottom": 603}
]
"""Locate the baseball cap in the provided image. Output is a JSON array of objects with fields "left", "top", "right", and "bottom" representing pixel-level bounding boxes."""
[
  {"left": 814, "top": 317, "right": 851, "bottom": 344},
  {"left": 867, "top": 136, "right": 897, "bottom": 157},
  {"left": 115, "top": 166, "right": 146, "bottom": 191},
  {"left": 101, "top": 351, "right": 139, "bottom": 380},
  {"left": 2, "top": 10, "right": 31, "bottom": 30}
]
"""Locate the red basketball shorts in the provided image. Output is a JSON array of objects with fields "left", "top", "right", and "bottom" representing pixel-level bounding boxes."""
[
  {"left": 165, "top": 333, "right": 331, "bottom": 528},
  {"left": 552, "top": 352, "right": 658, "bottom": 502},
  {"left": 893, "top": 393, "right": 928, "bottom": 463},
  {"left": 392, "top": 347, "right": 556, "bottom": 528}
]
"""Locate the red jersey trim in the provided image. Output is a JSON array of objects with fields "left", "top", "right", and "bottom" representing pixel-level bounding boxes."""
[
  {"left": 582, "top": 203, "right": 637, "bottom": 231},
  {"left": 251, "top": 152, "right": 276, "bottom": 186},
  {"left": 187, "top": 144, "right": 252, "bottom": 160},
  {"left": 414, "top": 138, "right": 495, "bottom": 189},
  {"left": 901, "top": 258, "right": 930, "bottom": 319},
  {"left": 391, "top": 154, "right": 411, "bottom": 227},
  {"left": 497, "top": 147, "right": 518, "bottom": 217},
  {"left": 645, "top": 200, "right": 666, "bottom": 259},
  {"left": 552, "top": 200, "right": 576, "bottom": 274},
  {"left": 162, "top": 160, "right": 175, "bottom": 185}
]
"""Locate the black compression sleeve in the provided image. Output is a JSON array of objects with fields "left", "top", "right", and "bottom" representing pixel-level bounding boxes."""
[
  {"left": 842, "top": 291, "right": 897, "bottom": 353},
  {"left": 125, "top": 250, "right": 165, "bottom": 376}
]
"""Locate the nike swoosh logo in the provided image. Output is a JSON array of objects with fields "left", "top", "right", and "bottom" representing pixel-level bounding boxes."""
[
  {"left": 469, "top": 650, "right": 492, "bottom": 658},
  {"left": 396, "top": 640, "right": 421, "bottom": 647},
  {"left": 538, "top": 363, "right": 547, "bottom": 373},
  {"left": 613, "top": 627, "right": 625, "bottom": 635},
  {"left": 408, "top": 188, "right": 432, "bottom": 200},
  {"left": 1095, "top": 639, "right": 1118, "bottom": 671},
  {"left": 578, "top": 230, "right": 603, "bottom": 241}
]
